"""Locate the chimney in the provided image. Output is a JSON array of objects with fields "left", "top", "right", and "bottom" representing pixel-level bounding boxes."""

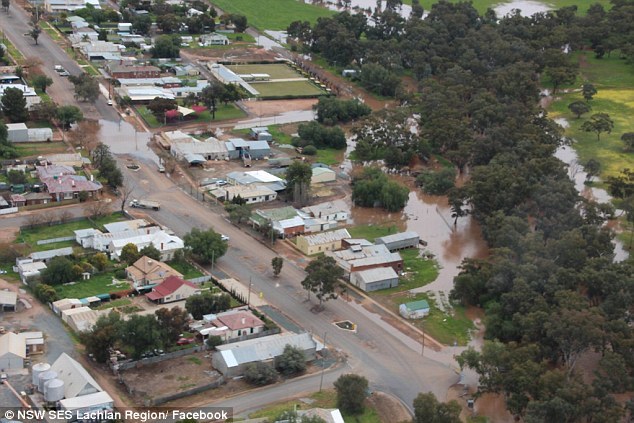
[
  {"left": 161, "top": 242, "right": 164, "bottom": 250},
  {"left": 241, "top": 317, "right": 246, "bottom": 325},
  {"left": 147, "top": 229, "right": 150, "bottom": 234},
  {"left": 148, "top": 259, "right": 153, "bottom": 264},
  {"left": 90, "top": 174, "right": 94, "bottom": 181},
  {"left": 71, "top": 180, "right": 75, "bottom": 187}
]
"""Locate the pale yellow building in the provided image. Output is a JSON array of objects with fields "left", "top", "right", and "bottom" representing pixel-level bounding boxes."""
[{"left": 296, "top": 229, "right": 351, "bottom": 256}]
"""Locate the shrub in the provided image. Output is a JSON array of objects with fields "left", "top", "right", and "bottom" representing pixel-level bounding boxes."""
[
  {"left": 244, "top": 362, "right": 278, "bottom": 386},
  {"left": 302, "top": 145, "right": 317, "bottom": 155}
]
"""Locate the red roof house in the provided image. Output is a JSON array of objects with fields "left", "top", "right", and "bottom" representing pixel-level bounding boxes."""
[{"left": 146, "top": 276, "right": 200, "bottom": 304}]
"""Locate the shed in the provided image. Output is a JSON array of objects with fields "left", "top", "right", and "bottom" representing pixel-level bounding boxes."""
[
  {"left": 51, "top": 352, "right": 103, "bottom": 398},
  {"left": 375, "top": 231, "right": 420, "bottom": 251},
  {"left": 311, "top": 167, "right": 336, "bottom": 184},
  {"left": 350, "top": 267, "right": 399, "bottom": 292},
  {"left": 0, "top": 332, "right": 26, "bottom": 369},
  {"left": 6, "top": 123, "right": 29, "bottom": 142},
  {"left": 399, "top": 300, "right": 430, "bottom": 319},
  {"left": 0, "top": 290, "right": 18, "bottom": 311},
  {"left": 30, "top": 247, "right": 74, "bottom": 263}
]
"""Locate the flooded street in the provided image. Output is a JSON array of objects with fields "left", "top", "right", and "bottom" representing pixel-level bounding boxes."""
[
  {"left": 493, "top": 0, "right": 552, "bottom": 16},
  {"left": 98, "top": 119, "right": 158, "bottom": 164}
]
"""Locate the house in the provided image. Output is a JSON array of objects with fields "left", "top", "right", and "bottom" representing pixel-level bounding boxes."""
[
  {"left": 36, "top": 164, "right": 76, "bottom": 179},
  {"left": 6, "top": 123, "right": 28, "bottom": 142},
  {"left": 399, "top": 300, "right": 430, "bottom": 319},
  {"left": 108, "top": 64, "right": 161, "bottom": 79},
  {"left": 250, "top": 127, "right": 273, "bottom": 141},
  {"left": 329, "top": 243, "right": 404, "bottom": 275},
  {"left": 108, "top": 230, "right": 184, "bottom": 261},
  {"left": 199, "top": 33, "right": 229, "bottom": 46},
  {"left": 350, "top": 267, "right": 399, "bottom": 292},
  {"left": 250, "top": 206, "right": 299, "bottom": 228},
  {"left": 116, "top": 85, "right": 175, "bottom": 102},
  {"left": 51, "top": 353, "right": 114, "bottom": 419},
  {"left": 186, "top": 7, "right": 203, "bottom": 17},
  {"left": 375, "top": 231, "right": 420, "bottom": 252},
  {"left": 24, "top": 192, "right": 52, "bottom": 206},
  {"left": 170, "top": 137, "right": 229, "bottom": 161},
  {"left": 225, "top": 139, "right": 271, "bottom": 160},
  {"left": 0, "top": 289, "right": 17, "bottom": 311},
  {"left": 197, "top": 309, "right": 265, "bottom": 341},
  {"left": 16, "top": 259, "right": 47, "bottom": 284},
  {"left": 119, "top": 34, "right": 146, "bottom": 45},
  {"left": 30, "top": 247, "right": 74, "bottom": 263},
  {"left": 77, "top": 226, "right": 160, "bottom": 251},
  {"left": 311, "top": 167, "right": 336, "bottom": 184},
  {"left": 296, "top": 229, "right": 351, "bottom": 256},
  {"left": 272, "top": 216, "right": 306, "bottom": 237},
  {"left": 226, "top": 170, "right": 285, "bottom": 192},
  {"left": 69, "top": 28, "right": 99, "bottom": 44},
  {"left": 302, "top": 201, "right": 349, "bottom": 222},
  {"left": 212, "top": 332, "right": 317, "bottom": 377},
  {"left": 9, "top": 193, "right": 25, "bottom": 207},
  {"left": 222, "top": 185, "right": 277, "bottom": 204},
  {"left": 66, "top": 308, "right": 109, "bottom": 333},
  {"left": 173, "top": 64, "right": 200, "bottom": 76},
  {"left": 41, "top": 175, "right": 103, "bottom": 202},
  {"left": 126, "top": 256, "right": 183, "bottom": 291},
  {"left": 0, "top": 332, "right": 26, "bottom": 369},
  {"left": 303, "top": 217, "right": 337, "bottom": 234},
  {"left": 52, "top": 298, "right": 83, "bottom": 315},
  {"left": 0, "top": 83, "right": 41, "bottom": 109},
  {"left": 146, "top": 275, "right": 200, "bottom": 304},
  {"left": 45, "top": 0, "right": 98, "bottom": 13}
]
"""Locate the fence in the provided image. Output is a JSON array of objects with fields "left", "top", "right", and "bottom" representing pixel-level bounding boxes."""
[
  {"left": 224, "top": 327, "right": 281, "bottom": 344},
  {"left": 187, "top": 275, "right": 212, "bottom": 284},
  {"left": 113, "top": 344, "right": 206, "bottom": 372},
  {"left": 144, "top": 376, "right": 225, "bottom": 406},
  {"left": 36, "top": 236, "right": 75, "bottom": 245},
  {"left": 0, "top": 207, "right": 18, "bottom": 215}
]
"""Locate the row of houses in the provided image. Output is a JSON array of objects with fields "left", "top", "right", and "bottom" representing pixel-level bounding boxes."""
[
  {"left": 251, "top": 202, "right": 348, "bottom": 238},
  {"left": 165, "top": 131, "right": 273, "bottom": 163}
]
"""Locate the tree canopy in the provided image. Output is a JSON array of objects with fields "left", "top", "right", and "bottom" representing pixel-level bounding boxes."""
[{"left": 183, "top": 228, "right": 228, "bottom": 265}]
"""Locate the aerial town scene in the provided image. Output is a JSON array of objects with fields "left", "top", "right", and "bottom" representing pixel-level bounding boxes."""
[{"left": 0, "top": 0, "right": 632, "bottom": 421}]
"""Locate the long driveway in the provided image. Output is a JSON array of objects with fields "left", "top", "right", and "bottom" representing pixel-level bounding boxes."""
[{"left": 0, "top": 6, "right": 118, "bottom": 121}]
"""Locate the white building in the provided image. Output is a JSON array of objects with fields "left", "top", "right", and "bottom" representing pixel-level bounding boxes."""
[
  {"left": 16, "top": 259, "right": 47, "bottom": 284},
  {"left": 108, "top": 230, "right": 184, "bottom": 261},
  {"left": 199, "top": 33, "right": 229, "bottom": 46},
  {"left": 302, "top": 201, "right": 349, "bottom": 222},
  {"left": 221, "top": 185, "right": 277, "bottom": 204},
  {"left": 7, "top": 123, "right": 54, "bottom": 142},
  {"left": 45, "top": 0, "right": 100, "bottom": 12}
]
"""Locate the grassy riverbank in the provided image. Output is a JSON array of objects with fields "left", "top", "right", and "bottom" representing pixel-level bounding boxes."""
[{"left": 548, "top": 52, "right": 634, "bottom": 181}]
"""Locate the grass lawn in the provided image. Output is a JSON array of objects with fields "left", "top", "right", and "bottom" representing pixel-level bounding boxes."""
[
  {"left": 226, "top": 64, "right": 302, "bottom": 80},
  {"left": 254, "top": 81, "right": 327, "bottom": 98},
  {"left": 347, "top": 224, "right": 402, "bottom": 242},
  {"left": 212, "top": 0, "right": 334, "bottom": 30},
  {"left": 136, "top": 106, "right": 161, "bottom": 128},
  {"left": 548, "top": 52, "right": 634, "bottom": 182},
  {"left": 226, "top": 32, "right": 255, "bottom": 43},
  {"left": 167, "top": 260, "right": 204, "bottom": 279},
  {"left": 16, "top": 213, "right": 127, "bottom": 251},
  {"left": 40, "top": 21, "right": 63, "bottom": 42},
  {"left": 387, "top": 292, "right": 474, "bottom": 346},
  {"left": 54, "top": 271, "right": 130, "bottom": 299},
  {"left": 0, "top": 31, "right": 26, "bottom": 65},
  {"left": 314, "top": 148, "right": 344, "bottom": 166},
  {"left": 137, "top": 104, "right": 246, "bottom": 128},
  {"left": 15, "top": 141, "right": 67, "bottom": 158},
  {"left": 373, "top": 249, "right": 438, "bottom": 294},
  {"left": 409, "top": 0, "right": 611, "bottom": 14},
  {"left": 249, "top": 389, "right": 380, "bottom": 423},
  {"left": 268, "top": 125, "right": 295, "bottom": 145}
]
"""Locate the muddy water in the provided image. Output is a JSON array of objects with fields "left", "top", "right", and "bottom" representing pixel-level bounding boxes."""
[
  {"left": 345, "top": 178, "right": 489, "bottom": 299},
  {"left": 305, "top": 0, "right": 414, "bottom": 20},
  {"left": 494, "top": 0, "right": 552, "bottom": 17}
]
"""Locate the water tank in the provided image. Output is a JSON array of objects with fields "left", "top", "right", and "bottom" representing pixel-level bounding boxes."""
[
  {"left": 44, "top": 379, "right": 65, "bottom": 402},
  {"left": 38, "top": 370, "right": 58, "bottom": 393},
  {"left": 32, "top": 362, "right": 51, "bottom": 386}
]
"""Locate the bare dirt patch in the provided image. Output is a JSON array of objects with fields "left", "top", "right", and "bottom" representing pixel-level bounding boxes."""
[
  {"left": 366, "top": 391, "right": 412, "bottom": 423},
  {"left": 120, "top": 351, "right": 221, "bottom": 402},
  {"left": 241, "top": 98, "right": 317, "bottom": 117},
  {"left": 181, "top": 47, "right": 279, "bottom": 63}
]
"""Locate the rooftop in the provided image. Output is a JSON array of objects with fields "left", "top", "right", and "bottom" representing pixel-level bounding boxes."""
[
  {"left": 103, "top": 219, "right": 150, "bottom": 233},
  {"left": 300, "top": 229, "right": 351, "bottom": 246},
  {"left": 0, "top": 332, "right": 26, "bottom": 359},
  {"left": 375, "top": 231, "right": 420, "bottom": 244},
  {"left": 146, "top": 276, "right": 198, "bottom": 300},
  {"left": 215, "top": 332, "right": 315, "bottom": 367},
  {"left": 402, "top": 300, "right": 430, "bottom": 311},
  {"left": 255, "top": 206, "right": 299, "bottom": 221},
  {"left": 42, "top": 175, "right": 102, "bottom": 194},
  {"left": 36, "top": 164, "right": 76, "bottom": 179},
  {"left": 30, "top": 247, "right": 74, "bottom": 261},
  {"left": 224, "top": 184, "right": 276, "bottom": 198},
  {"left": 51, "top": 352, "right": 103, "bottom": 398},
  {"left": 215, "top": 310, "right": 264, "bottom": 331},
  {"left": 353, "top": 267, "right": 399, "bottom": 283}
]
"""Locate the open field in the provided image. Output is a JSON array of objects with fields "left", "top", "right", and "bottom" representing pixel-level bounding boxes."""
[
  {"left": 136, "top": 104, "right": 246, "bottom": 128},
  {"left": 548, "top": 52, "right": 634, "bottom": 181},
  {"left": 226, "top": 64, "right": 302, "bottom": 80},
  {"left": 15, "top": 141, "right": 67, "bottom": 158},
  {"left": 211, "top": 0, "right": 334, "bottom": 30},
  {"left": 254, "top": 80, "right": 327, "bottom": 98},
  {"left": 348, "top": 224, "right": 401, "bottom": 242},
  {"left": 408, "top": 0, "right": 611, "bottom": 14}
]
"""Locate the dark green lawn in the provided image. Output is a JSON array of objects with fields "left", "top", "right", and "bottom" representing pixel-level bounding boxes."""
[
  {"left": 211, "top": 0, "right": 334, "bottom": 30},
  {"left": 54, "top": 271, "right": 130, "bottom": 299}
]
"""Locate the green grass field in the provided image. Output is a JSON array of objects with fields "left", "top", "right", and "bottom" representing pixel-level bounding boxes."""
[
  {"left": 137, "top": 104, "right": 246, "bottom": 128},
  {"left": 15, "top": 142, "right": 67, "bottom": 159},
  {"left": 548, "top": 52, "right": 634, "bottom": 181},
  {"left": 211, "top": 0, "right": 334, "bottom": 30},
  {"left": 167, "top": 260, "right": 204, "bottom": 279},
  {"left": 54, "top": 272, "right": 130, "bottom": 299},
  {"left": 254, "top": 80, "right": 327, "bottom": 98},
  {"left": 226, "top": 64, "right": 302, "bottom": 79},
  {"left": 347, "top": 224, "right": 402, "bottom": 242},
  {"left": 408, "top": 0, "right": 611, "bottom": 14}
]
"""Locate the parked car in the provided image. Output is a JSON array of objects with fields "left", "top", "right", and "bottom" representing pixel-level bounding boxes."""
[
  {"left": 177, "top": 337, "right": 195, "bottom": 346},
  {"left": 221, "top": 235, "right": 229, "bottom": 242}
]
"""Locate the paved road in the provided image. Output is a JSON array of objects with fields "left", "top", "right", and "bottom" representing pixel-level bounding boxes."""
[
  {"left": 0, "top": 5, "right": 118, "bottom": 121},
  {"left": 119, "top": 162, "right": 459, "bottom": 413}
]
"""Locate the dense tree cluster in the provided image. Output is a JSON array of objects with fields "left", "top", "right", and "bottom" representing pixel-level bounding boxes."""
[
  {"left": 351, "top": 166, "right": 409, "bottom": 211},
  {"left": 185, "top": 291, "right": 231, "bottom": 320},
  {"left": 315, "top": 97, "right": 371, "bottom": 125},
  {"left": 81, "top": 307, "right": 190, "bottom": 360},
  {"left": 69, "top": 74, "right": 100, "bottom": 103},
  {"left": 92, "top": 143, "right": 123, "bottom": 188},
  {"left": 183, "top": 227, "right": 228, "bottom": 265},
  {"left": 0, "top": 122, "right": 18, "bottom": 159},
  {"left": 1, "top": 87, "right": 28, "bottom": 122},
  {"left": 295, "top": 121, "right": 347, "bottom": 150}
]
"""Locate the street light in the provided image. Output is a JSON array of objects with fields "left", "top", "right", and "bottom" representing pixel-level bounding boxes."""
[{"left": 319, "top": 331, "right": 327, "bottom": 392}]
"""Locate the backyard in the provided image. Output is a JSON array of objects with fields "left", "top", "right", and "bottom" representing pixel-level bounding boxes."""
[
  {"left": 54, "top": 271, "right": 130, "bottom": 299},
  {"left": 15, "top": 141, "right": 68, "bottom": 159},
  {"left": 136, "top": 104, "right": 246, "bottom": 128}
]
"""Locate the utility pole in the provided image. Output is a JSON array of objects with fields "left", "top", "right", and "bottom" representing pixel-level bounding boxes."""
[
  {"left": 211, "top": 249, "right": 214, "bottom": 272},
  {"left": 421, "top": 322, "right": 425, "bottom": 356},
  {"left": 319, "top": 332, "right": 327, "bottom": 392},
  {"left": 247, "top": 277, "right": 252, "bottom": 308}
]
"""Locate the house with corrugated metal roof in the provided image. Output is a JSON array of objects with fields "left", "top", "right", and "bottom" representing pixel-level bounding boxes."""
[
  {"left": 212, "top": 332, "right": 317, "bottom": 377},
  {"left": 350, "top": 267, "right": 399, "bottom": 292},
  {"left": 375, "top": 231, "right": 420, "bottom": 252},
  {"left": 296, "top": 229, "right": 351, "bottom": 255}
]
